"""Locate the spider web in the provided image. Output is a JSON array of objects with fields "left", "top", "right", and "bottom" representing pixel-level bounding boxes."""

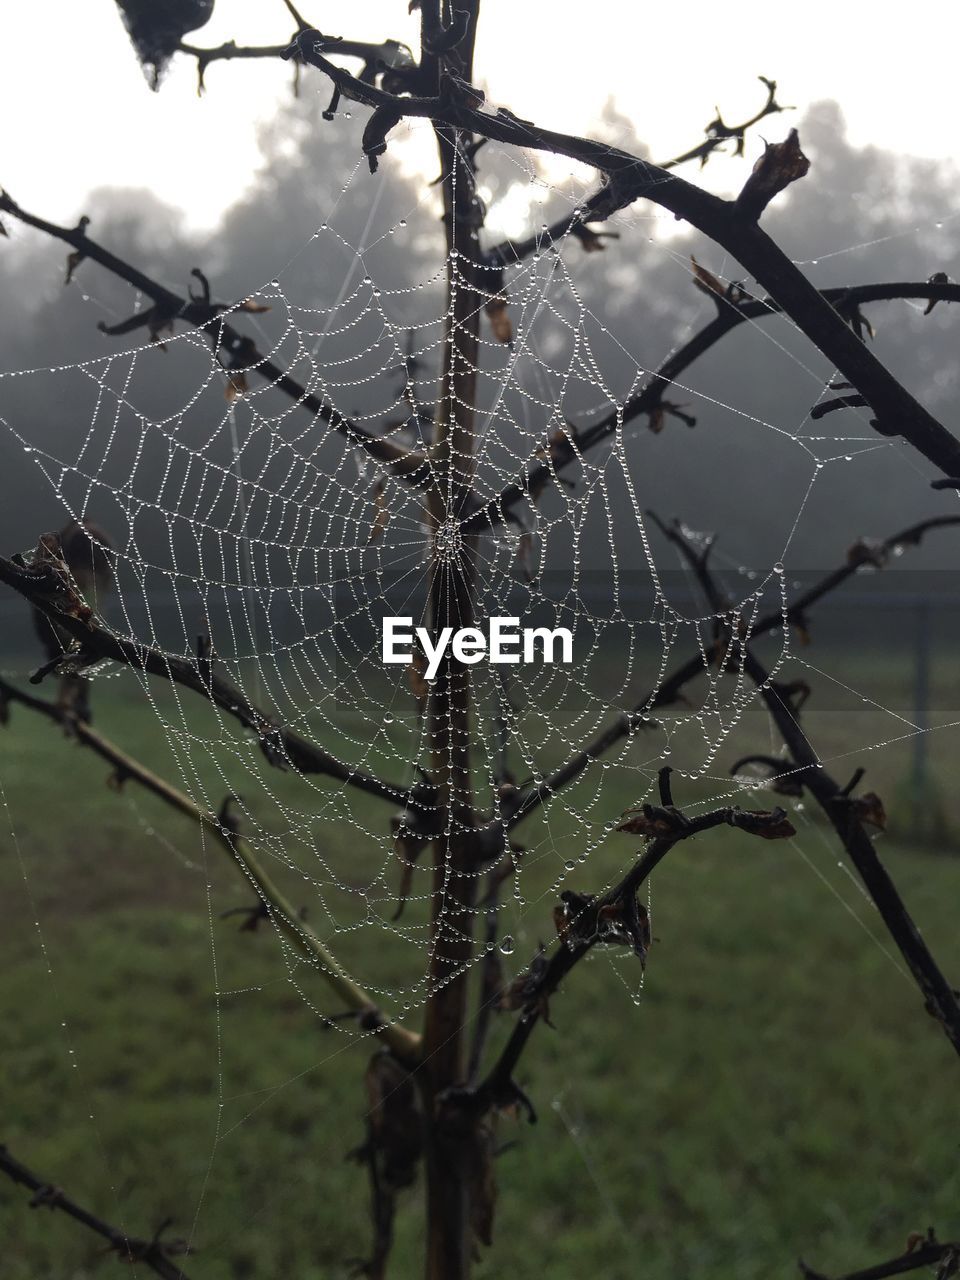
[{"left": 1, "top": 106, "right": 959, "bottom": 1265}]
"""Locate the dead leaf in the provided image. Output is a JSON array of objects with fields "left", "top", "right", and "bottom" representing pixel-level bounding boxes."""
[
  {"left": 225, "top": 371, "right": 248, "bottom": 402},
  {"left": 237, "top": 298, "right": 271, "bottom": 314},
  {"left": 65, "top": 250, "right": 86, "bottom": 285},
  {"left": 924, "top": 272, "right": 949, "bottom": 316},
  {"left": 732, "top": 807, "right": 796, "bottom": 840},
  {"left": 846, "top": 537, "right": 887, "bottom": 569},
  {"left": 485, "top": 296, "right": 512, "bottom": 344},
  {"left": 852, "top": 791, "right": 886, "bottom": 831},
  {"left": 648, "top": 401, "right": 697, "bottom": 433},
  {"left": 617, "top": 804, "right": 685, "bottom": 838},
  {"left": 736, "top": 128, "right": 810, "bottom": 219},
  {"left": 691, "top": 255, "right": 726, "bottom": 299},
  {"left": 573, "top": 222, "right": 620, "bottom": 253}
]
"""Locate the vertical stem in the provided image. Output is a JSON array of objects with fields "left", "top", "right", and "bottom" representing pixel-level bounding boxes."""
[{"left": 418, "top": 5, "right": 484, "bottom": 1278}]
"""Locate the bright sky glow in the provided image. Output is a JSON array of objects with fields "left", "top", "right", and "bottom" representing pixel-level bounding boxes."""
[{"left": 0, "top": 2, "right": 956, "bottom": 232}]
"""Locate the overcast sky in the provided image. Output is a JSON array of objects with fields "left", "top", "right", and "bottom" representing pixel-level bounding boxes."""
[{"left": 1, "top": 2, "right": 957, "bottom": 233}]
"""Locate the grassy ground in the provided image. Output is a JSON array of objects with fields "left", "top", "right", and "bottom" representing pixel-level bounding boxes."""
[{"left": 1, "top": 656, "right": 959, "bottom": 1279}]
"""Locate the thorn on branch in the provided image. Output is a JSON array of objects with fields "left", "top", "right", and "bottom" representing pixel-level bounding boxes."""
[
  {"left": 647, "top": 401, "right": 697, "bottom": 433},
  {"left": 703, "top": 75, "right": 787, "bottom": 160},
  {"left": 220, "top": 899, "right": 270, "bottom": 932},
  {"left": 846, "top": 536, "right": 888, "bottom": 569},
  {"left": 570, "top": 221, "right": 620, "bottom": 254},
  {"left": 110, "top": 1217, "right": 192, "bottom": 1267},
  {"left": 833, "top": 291, "right": 876, "bottom": 343},
  {"left": 924, "top": 272, "right": 950, "bottom": 315},
  {"left": 810, "top": 394, "right": 869, "bottom": 419},
  {"left": 735, "top": 128, "right": 810, "bottom": 220},
  {"left": 322, "top": 84, "right": 341, "bottom": 120},
  {"left": 28, "top": 1182, "right": 65, "bottom": 1209},
  {"left": 65, "top": 220, "right": 91, "bottom": 284}
]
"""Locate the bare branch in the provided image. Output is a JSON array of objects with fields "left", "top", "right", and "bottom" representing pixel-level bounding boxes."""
[
  {"left": 465, "top": 789, "right": 794, "bottom": 1113},
  {"left": 0, "top": 191, "right": 430, "bottom": 486},
  {"left": 484, "top": 74, "right": 789, "bottom": 269},
  {"left": 461, "top": 280, "right": 960, "bottom": 535},
  {"left": 799, "top": 1232, "right": 959, "bottom": 1280},
  {"left": 0, "top": 1145, "right": 192, "bottom": 1280},
  {"left": 287, "top": 29, "right": 960, "bottom": 479},
  {"left": 743, "top": 649, "right": 960, "bottom": 1057},
  {"left": 0, "top": 553, "right": 408, "bottom": 809},
  {"left": 647, "top": 512, "right": 960, "bottom": 1052},
  {"left": 0, "top": 674, "right": 421, "bottom": 1060},
  {"left": 179, "top": 34, "right": 417, "bottom": 97},
  {"left": 505, "top": 513, "right": 960, "bottom": 830}
]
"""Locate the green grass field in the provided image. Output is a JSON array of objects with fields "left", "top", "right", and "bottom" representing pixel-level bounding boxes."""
[{"left": 1, "top": 654, "right": 959, "bottom": 1279}]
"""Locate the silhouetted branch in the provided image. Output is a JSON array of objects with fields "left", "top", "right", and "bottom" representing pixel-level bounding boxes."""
[
  {"left": 484, "top": 74, "right": 789, "bottom": 269},
  {"left": 646, "top": 512, "right": 960, "bottom": 1055},
  {"left": 463, "top": 781, "right": 794, "bottom": 1114},
  {"left": 0, "top": 1145, "right": 192, "bottom": 1280},
  {"left": 505, "top": 513, "right": 960, "bottom": 830},
  {"left": 179, "top": 34, "right": 417, "bottom": 97},
  {"left": 743, "top": 649, "right": 960, "bottom": 1057},
  {"left": 647, "top": 514, "right": 960, "bottom": 1053},
  {"left": 0, "top": 191, "right": 430, "bottom": 486},
  {"left": 0, "top": 552, "right": 408, "bottom": 809},
  {"left": 0, "top": 674, "right": 421, "bottom": 1060},
  {"left": 461, "top": 279, "right": 960, "bottom": 534},
  {"left": 799, "top": 1232, "right": 959, "bottom": 1280},
  {"left": 287, "top": 29, "right": 960, "bottom": 481}
]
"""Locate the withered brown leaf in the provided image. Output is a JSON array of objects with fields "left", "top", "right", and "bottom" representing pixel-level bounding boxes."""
[
  {"left": 225, "top": 371, "right": 248, "bottom": 402},
  {"left": 846, "top": 537, "right": 887, "bottom": 569},
  {"left": 737, "top": 128, "right": 810, "bottom": 219},
  {"left": 65, "top": 250, "right": 86, "bottom": 285},
  {"left": 690, "top": 255, "right": 726, "bottom": 300},
  {"left": 485, "top": 297, "right": 512, "bottom": 344},
  {"left": 852, "top": 791, "right": 886, "bottom": 831}
]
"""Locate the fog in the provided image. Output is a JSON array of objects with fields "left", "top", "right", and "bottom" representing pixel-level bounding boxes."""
[{"left": 1, "top": 86, "right": 958, "bottom": 666}]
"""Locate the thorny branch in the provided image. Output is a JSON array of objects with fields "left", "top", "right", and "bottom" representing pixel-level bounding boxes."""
[
  {"left": 0, "top": 191, "right": 430, "bottom": 486},
  {"left": 287, "top": 28, "right": 960, "bottom": 481},
  {"left": 460, "top": 279, "right": 960, "bottom": 535},
  {"left": 648, "top": 513, "right": 960, "bottom": 1057},
  {"left": 744, "top": 651, "right": 960, "bottom": 1056},
  {"left": 504, "top": 512, "right": 960, "bottom": 830},
  {"left": 483, "top": 74, "right": 789, "bottom": 270},
  {"left": 799, "top": 1229, "right": 960, "bottom": 1280},
  {"left": 0, "top": 1145, "right": 192, "bottom": 1280},
  {"left": 0, "top": 674, "right": 420, "bottom": 1061},
  {"left": 0, "top": 550, "right": 409, "bottom": 811},
  {"left": 464, "top": 772, "right": 794, "bottom": 1113},
  {"left": 179, "top": 34, "right": 417, "bottom": 99}
]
